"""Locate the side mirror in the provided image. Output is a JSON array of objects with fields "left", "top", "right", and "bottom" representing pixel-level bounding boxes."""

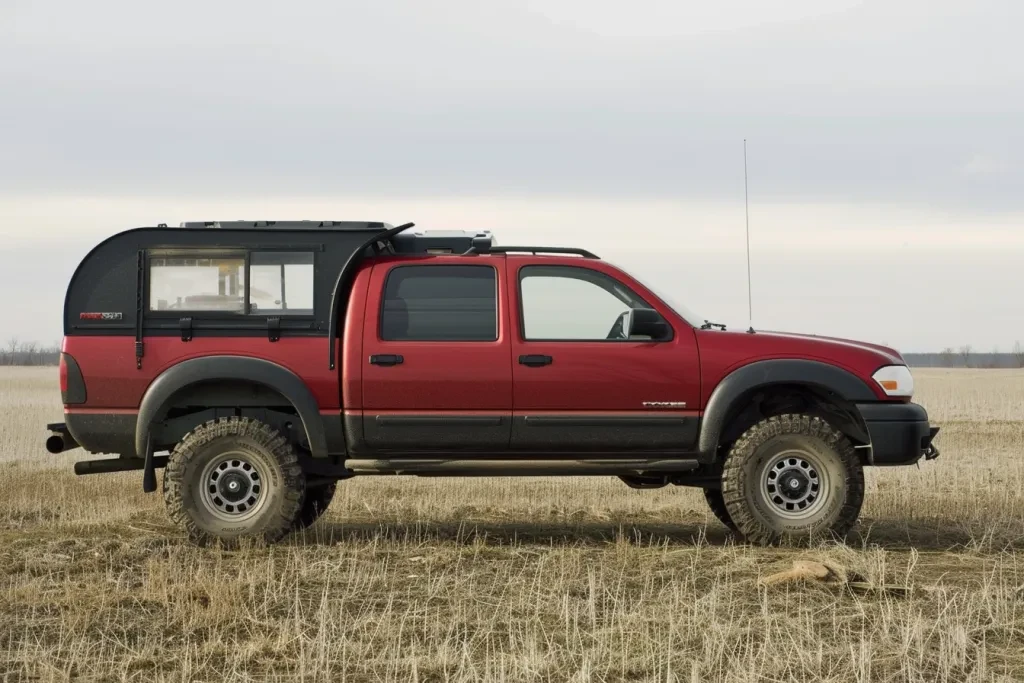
[{"left": 628, "top": 308, "right": 673, "bottom": 341}]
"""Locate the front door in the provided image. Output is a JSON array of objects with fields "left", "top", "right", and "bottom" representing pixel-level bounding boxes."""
[
  {"left": 508, "top": 259, "right": 701, "bottom": 452},
  {"left": 361, "top": 259, "right": 513, "bottom": 450}
]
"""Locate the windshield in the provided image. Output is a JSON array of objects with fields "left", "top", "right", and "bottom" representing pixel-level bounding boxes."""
[{"left": 606, "top": 261, "right": 704, "bottom": 328}]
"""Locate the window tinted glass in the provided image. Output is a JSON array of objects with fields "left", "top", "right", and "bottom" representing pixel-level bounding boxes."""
[
  {"left": 519, "top": 265, "right": 650, "bottom": 340},
  {"left": 149, "top": 252, "right": 246, "bottom": 312},
  {"left": 250, "top": 251, "right": 314, "bottom": 315},
  {"left": 381, "top": 265, "right": 497, "bottom": 341}
]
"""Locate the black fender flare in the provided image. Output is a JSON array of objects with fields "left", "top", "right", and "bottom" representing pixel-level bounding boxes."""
[
  {"left": 698, "top": 359, "right": 877, "bottom": 458},
  {"left": 135, "top": 356, "right": 328, "bottom": 459}
]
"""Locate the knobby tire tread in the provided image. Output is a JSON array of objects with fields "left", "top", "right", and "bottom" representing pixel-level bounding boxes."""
[{"left": 721, "top": 414, "right": 864, "bottom": 546}]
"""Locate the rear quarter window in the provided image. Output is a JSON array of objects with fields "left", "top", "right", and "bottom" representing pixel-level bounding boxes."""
[
  {"left": 148, "top": 252, "right": 246, "bottom": 313},
  {"left": 380, "top": 265, "right": 497, "bottom": 341}
]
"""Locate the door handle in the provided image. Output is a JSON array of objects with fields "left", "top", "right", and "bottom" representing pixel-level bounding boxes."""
[
  {"left": 369, "top": 354, "right": 404, "bottom": 366},
  {"left": 519, "top": 354, "right": 553, "bottom": 367}
]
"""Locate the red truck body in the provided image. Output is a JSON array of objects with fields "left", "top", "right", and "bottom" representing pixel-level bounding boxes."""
[
  {"left": 60, "top": 254, "right": 901, "bottom": 442},
  {"left": 47, "top": 221, "right": 939, "bottom": 546}
]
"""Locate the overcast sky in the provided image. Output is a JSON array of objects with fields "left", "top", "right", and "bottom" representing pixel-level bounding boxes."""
[{"left": 2, "top": 0, "right": 1021, "bottom": 351}]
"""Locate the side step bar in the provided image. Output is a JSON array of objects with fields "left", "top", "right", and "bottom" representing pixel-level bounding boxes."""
[
  {"left": 72, "top": 455, "right": 699, "bottom": 480},
  {"left": 343, "top": 458, "right": 700, "bottom": 477}
]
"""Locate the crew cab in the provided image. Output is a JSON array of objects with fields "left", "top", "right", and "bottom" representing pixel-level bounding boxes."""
[{"left": 46, "top": 221, "right": 939, "bottom": 546}]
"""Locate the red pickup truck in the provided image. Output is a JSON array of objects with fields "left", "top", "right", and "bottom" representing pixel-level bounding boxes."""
[{"left": 46, "top": 221, "right": 939, "bottom": 546}]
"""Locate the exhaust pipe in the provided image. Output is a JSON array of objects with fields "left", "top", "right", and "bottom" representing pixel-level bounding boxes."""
[{"left": 45, "top": 423, "right": 80, "bottom": 454}]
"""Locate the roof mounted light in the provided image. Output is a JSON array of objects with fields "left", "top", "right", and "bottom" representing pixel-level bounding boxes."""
[{"left": 469, "top": 235, "right": 494, "bottom": 253}]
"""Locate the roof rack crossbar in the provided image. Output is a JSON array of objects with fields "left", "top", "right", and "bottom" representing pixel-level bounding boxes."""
[{"left": 464, "top": 245, "right": 599, "bottom": 259}]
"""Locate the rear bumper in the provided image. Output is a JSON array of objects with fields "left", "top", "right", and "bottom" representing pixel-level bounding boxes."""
[
  {"left": 62, "top": 412, "right": 139, "bottom": 457},
  {"left": 857, "top": 402, "right": 940, "bottom": 466}
]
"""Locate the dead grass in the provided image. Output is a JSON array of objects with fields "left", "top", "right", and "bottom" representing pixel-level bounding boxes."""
[{"left": 1, "top": 367, "right": 1023, "bottom": 682}]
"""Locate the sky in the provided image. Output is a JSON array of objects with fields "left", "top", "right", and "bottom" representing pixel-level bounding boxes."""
[{"left": 1, "top": 0, "right": 1022, "bottom": 351}]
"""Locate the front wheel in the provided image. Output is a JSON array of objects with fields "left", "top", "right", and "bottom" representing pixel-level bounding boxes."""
[
  {"left": 163, "top": 417, "right": 306, "bottom": 547},
  {"left": 721, "top": 414, "right": 863, "bottom": 545}
]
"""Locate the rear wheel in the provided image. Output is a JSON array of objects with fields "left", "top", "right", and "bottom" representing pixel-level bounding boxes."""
[
  {"left": 163, "top": 417, "right": 306, "bottom": 547},
  {"left": 702, "top": 488, "right": 737, "bottom": 531},
  {"left": 721, "top": 414, "right": 863, "bottom": 545}
]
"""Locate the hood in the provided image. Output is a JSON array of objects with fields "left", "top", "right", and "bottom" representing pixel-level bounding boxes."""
[
  {"left": 754, "top": 330, "right": 904, "bottom": 365},
  {"left": 694, "top": 327, "right": 905, "bottom": 390}
]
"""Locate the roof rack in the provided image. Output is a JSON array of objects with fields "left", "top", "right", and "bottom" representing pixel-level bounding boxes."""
[
  {"left": 463, "top": 244, "right": 598, "bottom": 259},
  {"left": 178, "top": 221, "right": 391, "bottom": 230}
]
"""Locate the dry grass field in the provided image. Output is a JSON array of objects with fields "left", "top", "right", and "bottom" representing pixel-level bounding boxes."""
[{"left": 1, "top": 367, "right": 1023, "bottom": 682}]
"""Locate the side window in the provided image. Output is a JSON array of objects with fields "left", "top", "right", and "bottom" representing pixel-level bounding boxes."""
[
  {"left": 149, "top": 251, "right": 246, "bottom": 312},
  {"left": 381, "top": 265, "right": 497, "bottom": 341},
  {"left": 249, "top": 251, "right": 315, "bottom": 315},
  {"left": 519, "top": 265, "right": 652, "bottom": 341},
  {"left": 148, "top": 250, "right": 315, "bottom": 315}
]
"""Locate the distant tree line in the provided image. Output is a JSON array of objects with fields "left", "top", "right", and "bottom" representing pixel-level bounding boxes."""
[
  {"left": 1, "top": 338, "right": 61, "bottom": 366},
  {"left": 905, "top": 342, "right": 1024, "bottom": 368},
  {"left": 1, "top": 338, "right": 1022, "bottom": 369}
]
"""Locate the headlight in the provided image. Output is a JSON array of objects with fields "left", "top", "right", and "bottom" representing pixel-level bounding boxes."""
[{"left": 872, "top": 365, "right": 914, "bottom": 398}]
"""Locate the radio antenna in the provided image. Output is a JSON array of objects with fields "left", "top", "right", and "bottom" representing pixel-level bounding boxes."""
[{"left": 744, "top": 139, "right": 755, "bottom": 334}]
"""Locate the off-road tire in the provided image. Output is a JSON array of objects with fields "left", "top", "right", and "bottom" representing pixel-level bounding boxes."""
[
  {"left": 703, "top": 488, "right": 737, "bottom": 531},
  {"left": 292, "top": 482, "right": 337, "bottom": 531},
  {"left": 721, "top": 414, "right": 863, "bottom": 546},
  {"left": 163, "top": 417, "right": 306, "bottom": 547}
]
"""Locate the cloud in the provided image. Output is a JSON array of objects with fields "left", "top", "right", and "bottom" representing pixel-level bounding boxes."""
[{"left": 1, "top": 0, "right": 1022, "bottom": 209}]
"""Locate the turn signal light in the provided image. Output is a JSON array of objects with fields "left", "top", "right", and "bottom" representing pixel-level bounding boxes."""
[{"left": 871, "top": 365, "right": 914, "bottom": 398}]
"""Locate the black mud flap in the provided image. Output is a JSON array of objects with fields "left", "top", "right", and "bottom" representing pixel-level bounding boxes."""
[{"left": 142, "top": 436, "right": 157, "bottom": 492}]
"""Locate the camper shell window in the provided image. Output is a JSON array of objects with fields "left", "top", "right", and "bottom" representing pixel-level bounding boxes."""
[
  {"left": 147, "top": 249, "right": 315, "bottom": 316},
  {"left": 250, "top": 251, "right": 315, "bottom": 315}
]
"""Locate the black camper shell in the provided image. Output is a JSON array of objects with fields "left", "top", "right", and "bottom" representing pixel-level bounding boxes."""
[{"left": 64, "top": 221, "right": 495, "bottom": 365}]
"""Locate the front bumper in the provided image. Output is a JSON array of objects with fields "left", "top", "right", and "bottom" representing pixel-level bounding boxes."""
[{"left": 856, "top": 402, "right": 940, "bottom": 466}]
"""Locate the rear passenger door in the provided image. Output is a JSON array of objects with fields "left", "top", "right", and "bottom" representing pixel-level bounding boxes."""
[{"left": 360, "top": 259, "right": 513, "bottom": 450}]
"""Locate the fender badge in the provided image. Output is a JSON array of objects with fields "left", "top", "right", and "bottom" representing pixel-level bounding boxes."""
[
  {"left": 642, "top": 401, "right": 687, "bottom": 408},
  {"left": 80, "top": 312, "right": 123, "bottom": 320}
]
